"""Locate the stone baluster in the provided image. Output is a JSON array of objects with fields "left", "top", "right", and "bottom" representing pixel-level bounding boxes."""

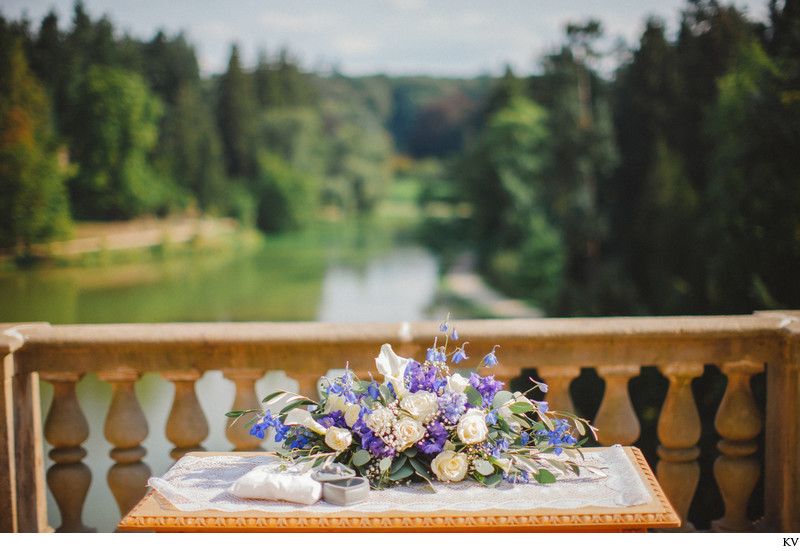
[
  {"left": 294, "top": 373, "right": 323, "bottom": 404},
  {"left": 594, "top": 365, "right": 641, "bottom": 446},
  {"left": 98, "top": 368, "right": 150, "bottom": 518},
  {"left": 41, "top": 373, "right": 94, "bottom": 533},
  {"left": 537, "top": 366, "right": 580, "bottom": 413},
  {"left": 656, "top": 363, "right": 704, "bottom": 531},
  {"left": 712, "top": 360, "right": 764, "bottom": 532},
  {"left": 223, "top": 368, "right": 264, "bottom": 451},
  {"left": 162, "top": 370, "right": 209, "bottom": 461}
]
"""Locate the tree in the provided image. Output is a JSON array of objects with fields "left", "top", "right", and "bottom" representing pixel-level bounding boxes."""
[
  {"left": 215, "top": 44, "right": 258, "bottom": 179},
  {"left": 454, "top": 95, "right": 565, "bottom": 311},
  {"left": 68, "top": 65, "right": 169, "bottom": 219},
  {"left": 0, "top": 37, "right": 72, "bottom": 255},
  {"left": 534, "top": 21, "right": 619, "bottom": 315},
  {"left": 705, "top": 37, "right": 800, "bottom": 311}
]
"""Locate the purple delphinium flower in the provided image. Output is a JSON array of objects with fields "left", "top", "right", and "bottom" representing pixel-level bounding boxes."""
[
  {"left": 416, "top": 420, "right": 448, "bottom": 455},
  {"left": 438, "top": 391, "right": 467, "bottom": 424},
  {"left": 405, "top": 360, "right": 438, "bottom": 393},
  {"left": 318, "top": 410, "right": 346, "bottom": 429},
  {"left": 468, "top": 372, "right": 504, "bottom": 408}
]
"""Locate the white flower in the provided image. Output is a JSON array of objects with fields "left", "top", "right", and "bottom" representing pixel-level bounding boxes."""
[
  {"left": 324, "top": 427, "right": 352, "bottom": 451},
  {"left": 364, "top": 406, "right": 395, "bottom": 434},
  {"left": 431, "top": 450, "right": 469, "bottom": 482},
  {"left": 324, "top": 392, "right": 347, "bottom": 414},
  {"left": 456, "top": 409, "right": 488, "bottom": 444},
  {"left": 375, "top": 343, "right": 411, "bottom": 399},
  {"left": 400, "top": 390, "right": 438, "bottom": 423},
  {"left": 445, "top": 373, "right": 470, "bottom": 394},
  {"left": 283, "top": 409, "right": 327, "bottom": 435},
  {"left": 392, "top": 416, "right": 426, "bottom": 451},
  {"left": 344, "top": 404, "right": 361, "bottom": 428}
]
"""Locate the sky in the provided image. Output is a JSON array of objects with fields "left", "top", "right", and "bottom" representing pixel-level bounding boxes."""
[{"left": 1, "top": 0, "right": 770, "bottom": 77}]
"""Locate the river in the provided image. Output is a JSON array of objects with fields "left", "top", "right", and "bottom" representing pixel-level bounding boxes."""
[{"left": 0, "top": 219, "right": 458, "bottom": 532}]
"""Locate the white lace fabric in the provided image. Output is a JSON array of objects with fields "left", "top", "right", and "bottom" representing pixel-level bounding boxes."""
[{"left": 147, "top": 444, "right": 651, "bottom": 514}]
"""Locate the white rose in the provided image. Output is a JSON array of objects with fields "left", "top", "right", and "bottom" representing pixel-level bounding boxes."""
[
  {"left": 392, "top": 416, "right": 426, "bottom": 451},
  {"left": 400, "top": 390, "right": 438, "bottom": 423},
  {"left": 344, "top": 404, "right": 361, "bottom": 428},
  {"left": 324, "top": 427, "right": 353, "bottom": 451},
  {"left": 364, "top": 406, "right": 395, "bottom": 433},
  {"left": 445, "top": 373, "right": 470, "bottom": 394},
  {"left": 456, "top": 409, "right": 488, "bottom": 444},
  {"left": 431, "top": 450, "right": 469, "bottom": 482},
  {"left": 324, "top": 392, "right": 347, "bottom": 414}
]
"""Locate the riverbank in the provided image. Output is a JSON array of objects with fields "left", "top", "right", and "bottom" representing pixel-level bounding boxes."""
[
  {"left": 442, "top": 253, "right": 543, "bottom": 319},
  {"left": 0, "top": 216, "right": 249, "bottom": 267}
]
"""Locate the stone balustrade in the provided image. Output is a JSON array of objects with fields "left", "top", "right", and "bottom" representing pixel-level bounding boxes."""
[{"left": 2, "top": 313, "right": 799, "bottom": 533}]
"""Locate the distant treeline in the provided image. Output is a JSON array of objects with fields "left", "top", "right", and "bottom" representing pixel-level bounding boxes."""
[
  {"left": 421, "top": 0, "right": 800, "bottom": 317},
  {"left": 1, "top": 0, "right": 798, "bottom": 317}
]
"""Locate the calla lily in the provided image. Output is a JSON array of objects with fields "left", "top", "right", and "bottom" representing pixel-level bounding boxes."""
[
  {"left": 375, "top": 343, "right": 410, "bottom": 399},
  {"left": 283, "top": 409, "right": 327, "bottom": 435}
]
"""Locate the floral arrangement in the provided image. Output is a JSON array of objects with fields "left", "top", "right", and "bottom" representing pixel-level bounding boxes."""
[{"left": 227, "top": 317, "right": 597, "bottom": 489}]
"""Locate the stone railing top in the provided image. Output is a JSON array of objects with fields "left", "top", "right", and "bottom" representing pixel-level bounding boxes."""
[{"left": 6, "top": 313, "right": 800, "bottom": 375}]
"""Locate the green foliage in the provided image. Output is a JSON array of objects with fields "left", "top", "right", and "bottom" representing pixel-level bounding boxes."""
[
  {"left": 705, "top": 37, "right": 800, "bottom": 311},
  {"left": 215, "top": 44, "right": 258, "bottom": 179},
  {"left": 0, "top": 36, "right": 72, "bottom": 253},
  {"left": 68, "top": 65, "right": 171, "bottom": 219},
  {"left": 250, "top": 151, "right": 315, "bottom": 233}
]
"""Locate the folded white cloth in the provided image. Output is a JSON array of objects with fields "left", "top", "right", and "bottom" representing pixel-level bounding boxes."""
[{"left": 229, "top": 465, "right": 322, "bottom": 505}]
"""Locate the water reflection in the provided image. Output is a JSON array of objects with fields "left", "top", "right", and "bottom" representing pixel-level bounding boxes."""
[{"left": 317, "top": 246, "right": 440, "bottom": 322}]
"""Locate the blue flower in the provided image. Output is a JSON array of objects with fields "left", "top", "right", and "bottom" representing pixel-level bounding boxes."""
[
  {"left": 451, "top": 328, "right": 458, "bottom": 341},
  {"left": 452, "top": 343, "right": 469, "bottom": 364},
  {"left": 481, "top": 345, "right": 500, "bottom": 367},
  {"left": 367, "top": 381, "right": 381, "bottom": 400}
]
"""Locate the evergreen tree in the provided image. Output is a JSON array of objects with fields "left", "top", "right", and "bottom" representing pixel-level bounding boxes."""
[
  {"left": 215, "top": 44, "right": 258, "bottom": 179},
  {"left": 0, "top": 37, "right": 72, "bottom": 255}
]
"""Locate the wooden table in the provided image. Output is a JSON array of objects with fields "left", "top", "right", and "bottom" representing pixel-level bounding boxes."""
[{"left": 117, "top": 446, "right": 680, "bottom": 532}]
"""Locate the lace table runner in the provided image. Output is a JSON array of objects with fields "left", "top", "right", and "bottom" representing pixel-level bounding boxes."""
[{"left": 147, "top": 444, "right": 651, "bottom": 514}]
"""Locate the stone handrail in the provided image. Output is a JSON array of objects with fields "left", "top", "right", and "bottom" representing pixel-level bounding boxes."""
[{"left": 2, "top": 313, "right": 799, "bottom": 532}]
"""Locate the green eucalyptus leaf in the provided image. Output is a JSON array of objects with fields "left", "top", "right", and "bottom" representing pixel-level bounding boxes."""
[
  {"left": 474, "top": 459, "right": 495, "bottom": 476},
  {"left": 533, "top": 468, "right": 557, "bottom": 484},
  {"left": 353, "top": 449, "right": 371, "bottom": 467},
  {"left": 409, "top": 457, "right": 429, "bottom": 476},
  {"left": 379, "top": 457, "right": 392, "bottom": 472},
  {"left": 379, "top": 384, "right": 394, "bottom": 404},
  {"left": 483, "top": 473, "right": 504, "bottom": 488},
  {"left": 389, "top": 455, "right": 408, "bottom": 475},
  {"left": 492, "top": 390, "right": 514, "bottom": 408},
  {"left": 387, "top": 464, "right": 414, "bottom": 480},
  {"left": 509, "top": 402, "right": 534, "bottom": 414},
  {"left": 404, "top": 446, "right": 419, "bottom": 458},
  {"left": 465, "top": 386, "right": 484, "bottom": 407}
]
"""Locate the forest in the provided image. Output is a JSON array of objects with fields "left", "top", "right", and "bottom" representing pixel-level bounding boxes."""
[{"left": 1, "top": 0, "right": 799, "bottom": 318}]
